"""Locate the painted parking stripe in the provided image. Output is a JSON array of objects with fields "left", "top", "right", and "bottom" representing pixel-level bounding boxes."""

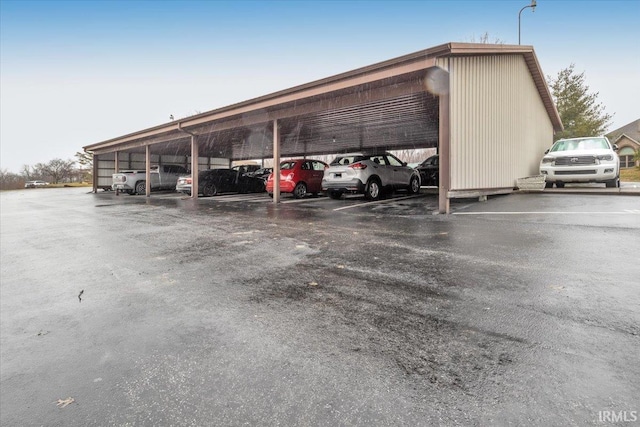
[
  {"left": 332, "top": 194, "right": 424, "bottom": 211},
  {"left": 281, "top": 197, "right": 329, "bottom": 204},
  {"left": 453, "top": 211, "right": 640, "bottom": 215}
]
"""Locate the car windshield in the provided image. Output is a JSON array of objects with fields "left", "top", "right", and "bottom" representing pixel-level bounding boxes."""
[
  {"left": 550, "top": 138, "right": 609, "bottom": 152},
  {"left": 330, "top": 155, "right": 366, "bottom": 166},
  {"left": 280, "top": 162, "right": 297, "bottom": 170}
]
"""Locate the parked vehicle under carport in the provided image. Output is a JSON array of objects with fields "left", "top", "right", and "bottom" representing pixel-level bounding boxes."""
[
  {"left": 416, "top": 154, "right": 439, "bottom": 187},
  {"left": 266, "top": 159, "right": 328, "bottom": 199},
  {"left": 322, "top": 152, "right": 421, "bottom": 200},
  {"left": 112, "top": 165, "right": 187, "bottom": 195},
  {"left": 176, "top": 169, "right": 265, "bottom": 197}
]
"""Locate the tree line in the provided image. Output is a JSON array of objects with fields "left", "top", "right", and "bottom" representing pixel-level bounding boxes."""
[{"left": 0, "top": 152, "right": 93, "bottom": 190}]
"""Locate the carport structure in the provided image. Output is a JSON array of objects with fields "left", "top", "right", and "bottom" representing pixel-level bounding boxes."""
[{"left": 84, "top": 42, "right": 562, "bottom": 213}]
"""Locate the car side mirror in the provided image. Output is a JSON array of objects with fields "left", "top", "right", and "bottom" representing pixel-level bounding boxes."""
[
  {"left": 544, "top": 149, "right": 550, "bottom": 154},
  {"left": 401, "top": 162, "right": 407, "bottom": 167},
  {"left": 613, "top": 144, "right": 619, "bottom": 151}
]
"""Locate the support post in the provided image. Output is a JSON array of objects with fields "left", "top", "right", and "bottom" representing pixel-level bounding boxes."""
[
  {"left": 92, "top": 153, "right": 98, "bottom": 193},
  {"left": 191, "top": 135, "right": 199, "bottom": 199},
  {"left": 145, "top": 145, "right": 151, "bottom": 197},
  {"left": 272, "top": 119, "right": 280, "bottom": 204},
  {"left": 114, "top": 151, "right": 120, "bottom": 195},
  {"left": 438, "top": 76, "right": 451, "bottom": 214}
]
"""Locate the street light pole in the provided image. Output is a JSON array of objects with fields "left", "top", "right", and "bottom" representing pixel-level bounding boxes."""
[{"left": 518, "top": 0, "right": 537, "bottom": 45}]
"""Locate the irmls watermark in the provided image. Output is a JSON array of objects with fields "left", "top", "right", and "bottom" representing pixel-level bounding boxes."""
[{"left": 598, "top": 410, "right": 638, "bottom": 423}]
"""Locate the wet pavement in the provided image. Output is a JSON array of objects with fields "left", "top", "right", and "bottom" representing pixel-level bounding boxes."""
[{"left": 1, "top": 187, "right": 639, "bottom": 426}]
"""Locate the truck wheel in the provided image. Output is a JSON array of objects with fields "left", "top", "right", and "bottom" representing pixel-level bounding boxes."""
[
  {"left": 135, "top": 181, "right": 146, "bottom": 195},
  {"left": 605, "top": 177, "right": 619, "bottom": 188}
]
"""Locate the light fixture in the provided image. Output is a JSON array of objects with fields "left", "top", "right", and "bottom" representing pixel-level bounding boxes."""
[{"left": 518, "top": 0, "right": 537, "bottom": 45}]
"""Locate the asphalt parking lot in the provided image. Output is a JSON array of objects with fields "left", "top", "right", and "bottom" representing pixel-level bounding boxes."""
[{"left": 1, "top": 187, "right": 639, "bottom": 426}]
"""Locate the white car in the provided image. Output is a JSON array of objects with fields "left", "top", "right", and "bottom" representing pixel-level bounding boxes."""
[
  {"left": 24, "top": 180, "right": 49, "bottom": 188},
  {"left": 322, "top": 152, "right": 421, "bottom": 200},
  {"left": 540, "top": 137, "right": 620, "bottom": 188}
]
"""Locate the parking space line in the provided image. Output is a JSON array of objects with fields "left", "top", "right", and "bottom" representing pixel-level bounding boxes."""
[
  {"left": 196, "top": 194, "right": 268, "bottom": 202},
  {"left": 332, "top": 194, "right": 423, "bottom": 211},
  {"left": 281, "top": 197, "right": 329, "bottom": 204},
  {"left": 453, "top": 211, "right": 640, "bottom": 215}
]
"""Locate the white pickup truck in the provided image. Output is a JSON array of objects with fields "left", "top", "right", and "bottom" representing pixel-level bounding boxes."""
[{"left": 112, "top": 165, "right": 188, "bottom": 195}]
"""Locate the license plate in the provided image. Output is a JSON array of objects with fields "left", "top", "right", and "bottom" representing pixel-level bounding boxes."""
[{"left": 334, "top": 173, "right": 341, "bottom": 178}]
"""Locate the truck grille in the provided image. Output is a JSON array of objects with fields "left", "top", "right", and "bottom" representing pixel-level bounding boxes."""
[
  {"left": 554, "top": 156, "right": 596, "bottom": 166},
  {"left": 555, "top": 170, "right": 596, "bottom": 175}
]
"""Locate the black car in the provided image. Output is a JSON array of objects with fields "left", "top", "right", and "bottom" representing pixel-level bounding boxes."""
[
  {"left": 176, "top": 168, "right": 265, "bottom": 197},
  {"left": 245, "top": 167, "right": 273, "bottom": 182},
  {"left": 416, "top": 154, "right": 439, "bottom": 186}
]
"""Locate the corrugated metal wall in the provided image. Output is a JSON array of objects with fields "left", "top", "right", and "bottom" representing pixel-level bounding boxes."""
[
  {"left": 95, "top": 153, "right": 228, "bottom": 188},
  {"left": 96, "top": 153, "right": 116, "bottom": 188},
  {"left": 437, "top": 55, "right": 553, "bottom": 191}
]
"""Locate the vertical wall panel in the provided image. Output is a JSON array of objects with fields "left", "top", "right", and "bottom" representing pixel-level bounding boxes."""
[
  {"left": 437, "top": 55, "right": 553, "bottom": 191},
  {"left": 96, "top": 152, "right": 115, "bottom": 188}
]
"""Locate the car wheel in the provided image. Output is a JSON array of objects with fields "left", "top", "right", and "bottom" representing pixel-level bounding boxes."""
[
  {"left": 408, "top": 176, "right": 420, "bottom": 194},
  {"left": 135, "top": 181, "right": 146, "bottom": 195},
  {"left": 328, "top": 190, "right": 343, "bottom": 200},
  {"left": 544, "top": 182, "right": 553, "bottom": 189},
  {"left": 293, "top": 182, "right": 307, "bottom": 199},
  {"left": 365, "top": 178, "right": 381, "bottom": 201},
  {"left": 202, "top": 182, "right": 217, "bottom": 197},
  {"left": 555, "top": 182, "right": 565, "bottom": 188},
  {"left": 605, "top": 177, "right": 619, "bottom": 188}
]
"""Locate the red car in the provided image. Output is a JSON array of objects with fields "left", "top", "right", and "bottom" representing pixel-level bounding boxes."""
[{"left": 266, "top": 159, "right": 329, "bottom": 198}]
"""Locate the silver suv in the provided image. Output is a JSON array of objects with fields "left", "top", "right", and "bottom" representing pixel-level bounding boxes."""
[
  {"left": 540, "top": 137, "right": 620, "bottom": 188},
  {"left": 322, "top": 152, "right": 421, "bottom": 200}
]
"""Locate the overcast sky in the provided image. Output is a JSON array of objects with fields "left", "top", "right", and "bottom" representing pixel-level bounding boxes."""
[{"left": 1, "top": 0, "right": 639, "bottom": 173}]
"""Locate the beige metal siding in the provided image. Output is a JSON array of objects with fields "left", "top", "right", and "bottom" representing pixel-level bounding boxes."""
[
  {"left": 96, "top": 153, "right": 116, "bottom": 188},
  {"left": 437, "top": 55, "right": 553, "bottom": 191}
]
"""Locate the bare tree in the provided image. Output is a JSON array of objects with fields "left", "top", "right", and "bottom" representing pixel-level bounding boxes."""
[
  {"left": 468, "top": 32, "right": 505, "bottom": 45},
  {"left": 20, "top": 164, "right": 33, "bottom": 180},
  {"left": 38, "top": 158, "right": 76, "bottom": 184},
  {"left": 0, "top": 169, "right": 24, "bottom": 190}
]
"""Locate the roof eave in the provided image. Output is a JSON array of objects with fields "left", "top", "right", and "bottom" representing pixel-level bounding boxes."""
[{"left": 84, "top": 42, "right": 563, "bottom": 151}]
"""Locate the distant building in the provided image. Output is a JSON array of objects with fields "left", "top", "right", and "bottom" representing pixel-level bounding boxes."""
[{"left": 606, "top": 119, "right": 640, "bottom": 168}]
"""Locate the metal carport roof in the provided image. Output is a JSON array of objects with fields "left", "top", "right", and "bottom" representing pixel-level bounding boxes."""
[{"left": 84, "top": 42, "right": 562, "bottom": 211}]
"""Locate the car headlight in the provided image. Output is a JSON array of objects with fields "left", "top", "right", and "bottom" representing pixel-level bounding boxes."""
[
  {"left": 541, "top": 157, "right": 554, "bottom": 164},
  {"left": 596, "top": 154, "right": 613, "bottom": 161}
]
